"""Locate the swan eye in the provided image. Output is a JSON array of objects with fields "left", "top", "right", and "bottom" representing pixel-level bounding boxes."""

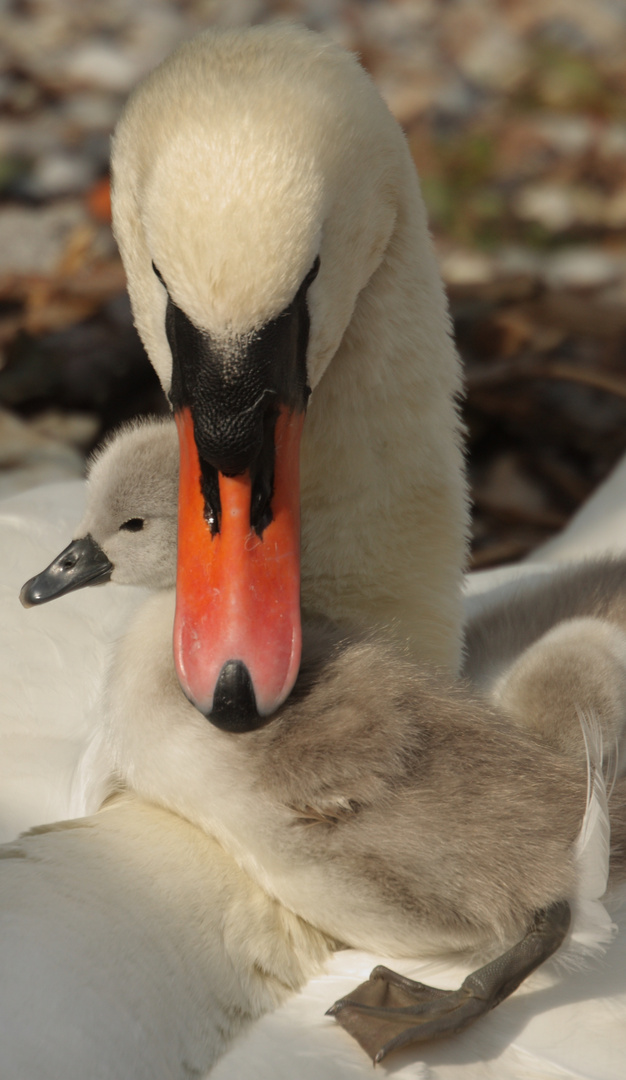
[{"left": 119, "top": 518, "right": 144, "bottom": 532}]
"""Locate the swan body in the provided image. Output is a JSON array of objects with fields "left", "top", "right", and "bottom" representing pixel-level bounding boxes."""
[
  {"left": 23, "top": 420, "right": 622, "bottom": 1004},
  {"left": 3, "top": 453, "right": 626, "bottom": 1076},
  {"left": 98, "top": 590, "right": 586, "bottom": 951},
  {"left": 26, "top": 419, "right": 614, "bottom": 1058}
]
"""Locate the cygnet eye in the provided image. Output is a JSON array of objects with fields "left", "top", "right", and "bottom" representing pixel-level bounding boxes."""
[{"left": 119, "top": 518, "right": 145, "bottom": 532}]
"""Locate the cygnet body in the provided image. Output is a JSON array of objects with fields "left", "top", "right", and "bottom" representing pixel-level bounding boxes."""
[{"left": 101, "top": 584, "right": 621, "bottom": 1060}]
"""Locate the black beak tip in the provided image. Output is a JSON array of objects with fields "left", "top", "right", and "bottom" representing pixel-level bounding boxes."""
[
  {"left": 207, "top": 660, "right": 267, "bottom": 733},
  {"left": 19, "top": 579, "right": 38, "bottom": 608}
]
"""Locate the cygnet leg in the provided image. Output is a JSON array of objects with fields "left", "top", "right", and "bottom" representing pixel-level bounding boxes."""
[{"left": 327, "top": 900, "right": 570, "bottom": 1063}]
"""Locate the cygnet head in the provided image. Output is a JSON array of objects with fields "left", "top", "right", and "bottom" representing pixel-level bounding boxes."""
[{"left": 20, "top": 418, "right": 178, "bottom": 606}]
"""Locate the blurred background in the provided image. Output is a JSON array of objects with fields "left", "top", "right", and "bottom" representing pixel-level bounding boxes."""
[{"left": 1, "top": 0, "right": 626, "bottom": 567}]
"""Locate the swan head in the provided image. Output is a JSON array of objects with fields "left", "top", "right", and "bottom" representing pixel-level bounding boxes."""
[
  {"left": 20, "top": 419, "right": 178, "bottom": 606},
  {"left": 111, "top": 26, "right": 406, "bottom": 728}
]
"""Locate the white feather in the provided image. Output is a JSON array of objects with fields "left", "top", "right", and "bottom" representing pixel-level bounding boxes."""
[{"left": 556, "top": 709, "right": 617, "bottom": 969}]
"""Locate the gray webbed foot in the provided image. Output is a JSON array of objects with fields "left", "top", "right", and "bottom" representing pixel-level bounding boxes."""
[{"left": 327, "top": 900, "right": 571, "bottom": 1063}]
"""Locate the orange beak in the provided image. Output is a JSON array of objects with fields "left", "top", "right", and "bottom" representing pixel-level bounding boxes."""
[{"left": 173, "top": 405, "right": 303, "bottom": 728}]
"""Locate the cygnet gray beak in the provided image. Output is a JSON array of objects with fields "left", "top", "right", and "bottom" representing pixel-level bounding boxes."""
[{"left": 20, "top": 535, "right": 113, "bottom": 607}]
